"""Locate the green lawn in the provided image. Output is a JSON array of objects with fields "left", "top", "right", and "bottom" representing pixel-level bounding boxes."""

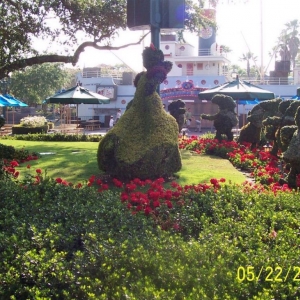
[{"left": 1, "top": 140, "right": 247, "bottom": 185}]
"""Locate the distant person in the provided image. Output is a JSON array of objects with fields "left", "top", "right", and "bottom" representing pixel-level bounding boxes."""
[
  {"left": 185, "top": 107, "right": 192, "bottom": 131},
  {"left": 109, "top": 116, "right": 114, "bottom": 129},
  {"left": 196, "top": 117, "right": 202, "bottom": 132},
  {"left": 116, "top": 109, "right": 122, "bottom": 123}
]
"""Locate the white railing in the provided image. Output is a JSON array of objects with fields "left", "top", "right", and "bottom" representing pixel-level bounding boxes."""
[
  {"left": 82, "top": 70, "right": 123, "bottom": 80},
  {"left": 238, "top": 77, "right": 294, "bottom": 85},
  {"left": 198, "top": 49, "right": 227, "bottom": 57}
]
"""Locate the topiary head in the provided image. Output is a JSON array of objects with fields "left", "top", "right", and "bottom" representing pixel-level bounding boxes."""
[
  {"left": 142, "top": 43, "right": 165, "bottom": 70},
  {"left": 211, "top": 94, "right": 236, "bottom": 111}
]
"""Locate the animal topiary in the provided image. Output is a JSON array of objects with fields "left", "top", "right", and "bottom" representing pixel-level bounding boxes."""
[
  {"left": 168, "top": 99, "right": 186, "bottom": 132},
  {"left": 239, "top": 98, "right": 282, "bottom": 148},
  {"left": 97, "top": 44, "right": 181, "bottom": 180},
  {"left": 201, "top": 94, "right": 238, "bottom": 141},
  {"left": 282, "top": 106, "right": 300, "bottom": 188},
  {"left": 264, "top": 100, "right": 300, "bottom": 156}
]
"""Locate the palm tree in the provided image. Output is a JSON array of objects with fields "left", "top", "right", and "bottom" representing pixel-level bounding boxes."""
[
  {"left": 239, "top": 52, "right": 258, "bottom": 78},
  {"left": 276, "top": 20, "right": 300, "bottom": 69},
  {"left": 285, "top": 20, "right": 300, "bottom": 69}
]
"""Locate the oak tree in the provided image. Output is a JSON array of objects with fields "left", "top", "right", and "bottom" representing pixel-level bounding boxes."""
[{"left": 0, "top": 0, "right": 219, "bottom": 79}]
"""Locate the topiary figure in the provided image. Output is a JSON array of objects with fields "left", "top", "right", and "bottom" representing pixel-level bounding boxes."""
[
  {"left": 201, "top": 94, "right": 238, "bottom": 141},
  {"left": 168, "top": 99, "right": 186, "bottom": 132},
  {"left": 238, "top": 98, "right": 282, "bottom": 148},
  {"left": 280, "top": 125, "right": 297, "bottom": 152},
  {"left": 282, "top": 106, "right": 300, "bottom": 188},
  {"left": 97, "top": 44, "right": 181, "bottom": 180},
  {"left": 263, "top": 100, "right": 300, "bottom": 155}
]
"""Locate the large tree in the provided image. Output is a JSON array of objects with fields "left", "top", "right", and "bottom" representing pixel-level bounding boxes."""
[
  {"left": 0, "top": 0, "right": 221, "bottom": 80},
  {"left": 10, "top": 63, "right": 73, "bottom": 105}
]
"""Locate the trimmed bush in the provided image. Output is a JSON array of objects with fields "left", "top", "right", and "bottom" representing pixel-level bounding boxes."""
[
  {"left": 1, "top": 175, "right": 300, "bottom": 299},
  {"left": 0, "top": 133, "right": 102, "bottom": 142},
  {"left": 12, "top": 125, "right": 48, "bottom": 135}
]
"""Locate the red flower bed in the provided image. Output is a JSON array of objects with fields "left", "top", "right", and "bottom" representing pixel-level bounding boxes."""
[{"left": 179, "top": 136, "right": 297, "bottom": 189}]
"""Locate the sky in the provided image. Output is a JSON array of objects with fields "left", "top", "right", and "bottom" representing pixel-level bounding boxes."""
[{"left": 75, "top": 0, "right": 300, "bottom": 75}]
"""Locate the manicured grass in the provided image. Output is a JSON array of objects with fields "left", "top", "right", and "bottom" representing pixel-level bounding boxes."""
[
  {"left": 0, "top": 140, "right": 99, "bottom": 184},
  {"left": 177, "top": 150, "right": 247, "bottom": 185},
  {"left": 1, "top": 140, "right": 247, "bottom": 185}
]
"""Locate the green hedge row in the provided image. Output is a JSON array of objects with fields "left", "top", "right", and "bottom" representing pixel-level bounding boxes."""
[
  {"left": 1, "top": 175, "right": 300, "bottom": 299},
  {"left": 0, "top": 133, "right": 102, "bottom": 142},
  {"left": 12, "top": 125, "right": 49, "bottom": 135}
]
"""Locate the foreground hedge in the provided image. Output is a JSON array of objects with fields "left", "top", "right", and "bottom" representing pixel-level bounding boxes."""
[{"left": 1, "top": 174, "right": 300, "bottom": 299}]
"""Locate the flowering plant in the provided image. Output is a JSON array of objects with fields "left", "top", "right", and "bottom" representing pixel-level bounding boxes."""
[{"left": 20, "top": 116, "right": 47, "bottom": 127}]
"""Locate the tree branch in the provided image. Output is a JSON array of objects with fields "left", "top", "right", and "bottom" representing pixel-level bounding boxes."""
[{"left": 0, "top": 32, "right": 150, "bottom": 79}]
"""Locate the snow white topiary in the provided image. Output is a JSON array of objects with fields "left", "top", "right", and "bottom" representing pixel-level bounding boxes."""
[{"left": 97, "top": 44, "right": 181, "bottom": 180}]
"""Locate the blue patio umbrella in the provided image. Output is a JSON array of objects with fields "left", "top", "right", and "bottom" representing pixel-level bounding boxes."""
[
  {"left": 238, "top": 99, "right": 260, "bottom": 105},
  {"left": 0, "top": 94, "right": 28, "bottom": 124},
  {"left": 2, "top": 93, "right": 28, "bottom": 107},
  {"left": 291, "top": 95, "right": 300, "bottom": 100},
  {"left": 0, "top": 94, "right": 19, "bottom": 106}
]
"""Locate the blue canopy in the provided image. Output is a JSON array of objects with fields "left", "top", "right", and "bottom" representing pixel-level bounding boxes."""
[
  {"left": 238, "top": 99, "right": 260, "bottom": 105},
  {"left": 291, "top": 95, "right": 300, "bottom": 100},
  {"left": 2, "top": 93, "right": 28, "bottom": 107},
  {"left": 0, "top": 95, "right": 19, "bottom": 106}
]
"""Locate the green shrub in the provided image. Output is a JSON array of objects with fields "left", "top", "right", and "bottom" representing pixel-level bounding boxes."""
[
  {"left": 0, "top": 143, "right": 15, "bottom": 159},
  {"left": 0, "top": 133, "right": 102, "bottom": 142},
  {"left": 12, "top": 125, "right": 48, "bottom": 134},
  {"left": 1, "top": 172, "right": 300, "bottom": 299}
]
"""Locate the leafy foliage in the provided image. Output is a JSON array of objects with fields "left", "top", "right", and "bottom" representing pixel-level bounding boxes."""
[
  {"left": 1, "top": 167, "right": 300, "bottom": 298},
  {"left": 10, "top": 63, "right": 73, "bottom": 105},
  {"left": 0, "top": 133, "right": 102, "bottom": 142},
  {"left": 1, "top": 0, "right": 219, "bottom": 79}
]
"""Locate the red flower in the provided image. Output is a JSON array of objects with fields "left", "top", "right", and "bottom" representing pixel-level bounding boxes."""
[
  {"left": 101, "top": 184, "right": 109, "bottom": 190},
  {"left": 88, "top": 175, "right": 96, "bottom": 184},
  {"left": 210, "top": 178, "right": 218, "bottom": 185},
  {"left": 121, "top": 193, "right": 129, "bottom": 202},
  {"left": 27, "top": 164, "right": 31, "bottom": 169},
  {"left": 10, "top": 160, "right": 19, "bottom": 167},
  {"left": 153, "top": 200, "right": 160, "bottom": 208},
  {"left": 165, "top": 200, "right": 173, "bottom": 209},
  {"left": 36, "top": 168, "right": 42, "bottom": 174},
  {"left": 144, "top": 206, "right": 152, "bottom": 216},
  {"left": 55, "top": 178, "right": 63, "bottom": 183},
  {"left": 112, "top": 178, "right": 123, "bottom": 188},
  {"left": 126, "top": 183, "right": 137, "bottom": 192}
]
